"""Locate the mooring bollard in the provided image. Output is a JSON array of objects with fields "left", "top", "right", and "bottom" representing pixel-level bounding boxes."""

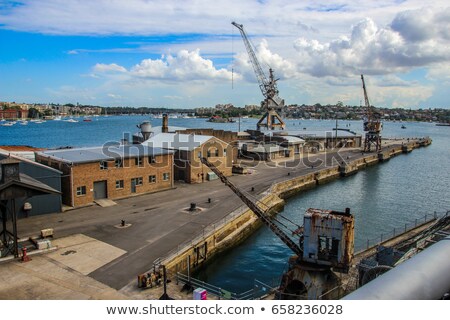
[
  {"left": 21, "top": 247, "right": 31, "bottom": 263},
  {"left": 121, "top": 220, "right": 125, "bottom": 227}
]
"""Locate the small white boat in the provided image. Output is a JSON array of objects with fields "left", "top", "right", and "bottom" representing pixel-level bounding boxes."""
[
  {"left": 19, "top": 120, "right": 28, "bottom": 125},
  {"left": 65, "top": 119, "right": 79, "bottom": 123},
  {"left": 1, "top": 122, "right": 15, "bottom": 127}
]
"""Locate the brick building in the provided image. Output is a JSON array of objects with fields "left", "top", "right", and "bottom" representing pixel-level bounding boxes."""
[
  {"left": 143, "top": 133, "right": 232, "bottom": 183},
  {"left": 0, "top": 109, "right": 28, "bottom": 120},
  {"left": 35, "top": 145, "right": 174, "bottom": 207}
]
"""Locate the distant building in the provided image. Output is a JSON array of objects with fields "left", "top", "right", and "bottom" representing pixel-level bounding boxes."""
[
  {"left": 0, "top": 109, "right": 28, "bottom": 120},
  {"left": 35, "top": 145, "right": 174, "bottom": 208},
  {"left": 241, "top": 143, "right": 291, "bottom": 161},
  {"left": 273, "top": 129, "right": 362, "bottom": 151},
  {"left": 143, "top": 133, "right": 232, "bottom": 183}
]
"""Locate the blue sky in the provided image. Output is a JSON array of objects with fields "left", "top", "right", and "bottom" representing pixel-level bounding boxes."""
[{"left": 0, "top": 0, "right": 449, "bottom": 109}]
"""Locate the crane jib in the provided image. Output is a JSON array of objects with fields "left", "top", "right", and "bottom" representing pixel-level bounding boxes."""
[{"left": 201, "top": 157, "right": 303, "bottom": 256}]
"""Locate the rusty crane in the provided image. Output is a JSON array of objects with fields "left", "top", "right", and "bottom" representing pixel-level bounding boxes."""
[
  {"left": 361, "top": 75, "right": 382, "bottom": 152},
  {"left": 232, "top": 22, "right": 286, "bottom": 131}
]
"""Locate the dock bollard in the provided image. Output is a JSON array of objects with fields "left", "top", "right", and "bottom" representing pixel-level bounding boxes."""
[
  {"left": 21, "top": 247, "right": 31, "bottom": 263},
  {"left": 121, "top": 220, "right": 125, "bottom": 227}
]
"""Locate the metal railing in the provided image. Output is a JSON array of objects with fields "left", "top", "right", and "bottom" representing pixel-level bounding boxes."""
[
  {"left": 176, "top": 272, "right": 277, "bottom": 300},
  {"left": 358, "top": 211, "right": 445, "bottom": 252}
]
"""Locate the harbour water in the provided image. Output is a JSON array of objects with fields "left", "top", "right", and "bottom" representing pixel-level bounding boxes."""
[{"left": 1, "top": 116, "right": 449, "bottom": 293}]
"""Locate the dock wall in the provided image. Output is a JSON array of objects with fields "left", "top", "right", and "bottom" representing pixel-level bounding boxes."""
[{"left": 159, "top": 138, "right": 432, "bottom": 275}]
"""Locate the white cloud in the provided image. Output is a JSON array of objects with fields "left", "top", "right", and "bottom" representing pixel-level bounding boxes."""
[
  {"left": 129, "top": 49, "right": 233, "bottom": 81},
  {"left": 233, "top": 39, "right": 297, "bottom": 83},
  {"left": 93, "top": 63, "right": 127, "bottom": 73},
  {"left": 1, "top": 1, "right": 446, "bottom": 37},
  {"left": 293, "top": 8, "right": 450, "bottom": 77}
]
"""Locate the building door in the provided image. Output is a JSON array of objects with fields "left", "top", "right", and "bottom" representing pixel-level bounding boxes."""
[
  {"left": 93, "top": 180, "right": 107, "bottom": 200},
  {"left": 131, "top": 179, "right": 137, "bottom": 193}
]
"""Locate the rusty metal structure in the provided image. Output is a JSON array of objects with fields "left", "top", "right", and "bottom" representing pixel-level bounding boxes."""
[
  {"left": 200, "top": 158, "right": 355, "bottom": 299},
  {"left": 278, "top": 208, "right": 355, "bottom": 299},
  {"left": 361, "top": 75, "right": 382, "bottom": 152},
  {"left": 232, "top": 22, "right": 286, "bottom": 131},
  {"left": 301, "top": 208, "right": 354, "bottom": 272}
]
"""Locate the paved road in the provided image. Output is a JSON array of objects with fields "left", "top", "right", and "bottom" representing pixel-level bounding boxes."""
[{"left": 14, "top": 146, "right": 397, "bottom": 290}]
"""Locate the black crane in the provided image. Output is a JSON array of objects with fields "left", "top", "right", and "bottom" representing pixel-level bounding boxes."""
[{"left": 200, "top": 157, "right": 302, "bottom": 256}]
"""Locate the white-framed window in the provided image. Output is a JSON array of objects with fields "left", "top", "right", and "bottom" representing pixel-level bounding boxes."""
[
  {"left": 116, "top": 180, "right": 124, "bottom": 189},
  {"left": 76, "top": 186, "right": 86, "bottom": 196},
  {"left": 135, "top": 157, "right": 143, "bottom": 167},
  {"left": 115, "top": 158, "right": 123, "bottom": 168},
  {"left": 100, "top": 161, "right": 108, "bottom": 170},
  {"left": 134, "top": 177, "right": 143, "bottom": 185},
  {"left": 148, "top": 156, "right": 156, "bottom": 164},
  {"left": 149, "top": 175, "right": 156, "bottom": 183},
  {"left": 163, "top": 172, "right": 170, "bottom": 181}
]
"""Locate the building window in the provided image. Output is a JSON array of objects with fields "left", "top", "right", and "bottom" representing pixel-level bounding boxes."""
[
  {"left": 215, "top": 148, "right": 219, "bottom": 157},
  {"left": 223, "top": 149, "right": 227, "bottom": 157},
  {"left": 197, "top": 151, "right": 202, "bottom": 159},
  {"left": 131, "top": 177, "right": 143, "bottom": 186},
  {"left": 135, "top": 157, "right": 143, "bottom": 167},
  {"left": 76, "top": 186, "right": 86, "bottom": 196},
  {"left": 116, "top": 180, "right": 124, "bottom": 189},
  {"left": 207, "top": 150, "right": 211, "bottom": 157},
  {"left": 149, "top": 175, "right": 156, "bottom": 183},
  {"left": 115, "top": 158, "right": 123, "bottom": 168},
  {"left": 100, "top": 161, "right": 108, "bottom": 170},
  {"left": 148, "top": 156, "right": 156, "bottom": 164},
  {"left": 163, "top": 173, "right": 170, "bottom": 181}
]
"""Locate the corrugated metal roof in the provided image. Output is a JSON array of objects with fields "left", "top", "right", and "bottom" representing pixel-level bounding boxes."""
[
  {"left": 280, "top": 135, "right": 305, "bottom": 143},
  {"left": 36, "top": 145, "right": 173, "bottom": 164},
  {"left": 274, "top": 129, "right": 360, "bottom": 139},
  {"left": 0, "top": 150, "right": 62, "bottom": 174},
  {"left": 134, "top": 126, "right": 188, "bottom": 138},
  {"left": 249, "top": 144, "right": 287, "bottom": 153},
  {"left": 142, "top": 133, "right": 214, "bottom": 151}
]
